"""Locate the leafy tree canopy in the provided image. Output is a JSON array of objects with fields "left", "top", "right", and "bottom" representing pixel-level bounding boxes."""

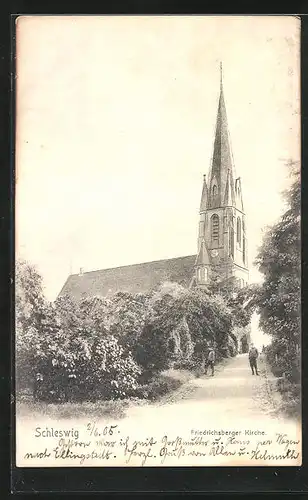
[{"left": 254, "top": 164, "right": 300, "bottom": 345}]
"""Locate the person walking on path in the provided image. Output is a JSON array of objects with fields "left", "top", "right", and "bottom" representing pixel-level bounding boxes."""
[
  {"left": 205, "top": 346, "right": 216, "bottom": 376},
  {"left": 248, "top": 344, "right": 259, "bottom": 375}
]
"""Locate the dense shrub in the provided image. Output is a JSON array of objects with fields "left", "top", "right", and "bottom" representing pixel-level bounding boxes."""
[
  {"left": 265, "top": 339, "right": 301, "bottom": 418},
  {"left": 134, "top": 282, "right": 233, "bottom": 377},
  {"left": 16, "top": 301, "right": 62, "bottom": 394},
  {"left": 34, "top": 330, "right": 140, "bottom": 402},
  {"left": 134, "top": 322, "right": 177, "bottom": 380},
  {"left": 265, "top": 338, "right": 300, "bottom": 383}
]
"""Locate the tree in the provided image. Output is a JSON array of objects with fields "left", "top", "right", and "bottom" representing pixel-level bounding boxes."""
[
  {"left": 15, "top": 259, "right": 52, "bottom": 392},
  {"left": 255, "top": 165, "right": 300, "bottom": 382},
  {"left": 16, "top": 259, "right": 46, "bottom": 335}
]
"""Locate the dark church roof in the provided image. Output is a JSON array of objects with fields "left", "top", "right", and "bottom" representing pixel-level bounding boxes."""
[{"left": 59, "top": 255, "right": 197, "bottom": 301}]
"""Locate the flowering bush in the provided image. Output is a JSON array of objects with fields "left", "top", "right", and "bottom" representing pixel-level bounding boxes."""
[
  {"left": 30, "top": 326, "right": 141, "bottom": 403},
  {"left": 90, "top": 336, "right": 141, "bottom": 399},
  {"left": 16, "top": 263, "right": 142, "bottom": 402}
]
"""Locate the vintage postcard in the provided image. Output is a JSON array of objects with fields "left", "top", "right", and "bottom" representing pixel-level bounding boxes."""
[{"left": 15, "top": 15, "right": 301, "bottom": 467}]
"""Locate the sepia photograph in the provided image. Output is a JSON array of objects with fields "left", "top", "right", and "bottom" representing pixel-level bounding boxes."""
[{"left": 15, "top": 15, "right": 301, "bottom": 467}]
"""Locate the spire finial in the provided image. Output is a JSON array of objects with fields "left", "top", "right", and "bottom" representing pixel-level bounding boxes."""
[{"left": 220, "top": 61, "right": 223, "bottom": 89}]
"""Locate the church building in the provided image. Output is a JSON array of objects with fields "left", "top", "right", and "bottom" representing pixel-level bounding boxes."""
[{"left": 59, "top": 65, "right": 249, "bottom": 301}]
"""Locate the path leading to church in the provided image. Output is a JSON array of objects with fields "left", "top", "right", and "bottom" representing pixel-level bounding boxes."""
[{"left": 125, "top": 353, "right": 282, "bottom": 424}]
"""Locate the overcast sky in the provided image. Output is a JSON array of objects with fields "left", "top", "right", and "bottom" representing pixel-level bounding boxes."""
[{"left": 16, "top": 15, "right": 300, "bottom": 302}]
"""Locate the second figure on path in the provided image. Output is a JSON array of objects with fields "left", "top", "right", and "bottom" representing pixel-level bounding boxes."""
[
  {"left": 205, "top": 347, "right": 216, "bottom": 376},
  {"left": 248, "top": 344, "right": 259, "bottom": 375}
]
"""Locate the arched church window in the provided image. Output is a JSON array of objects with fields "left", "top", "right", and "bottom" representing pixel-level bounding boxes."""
[
  {"left": 212, "top": 185, "right": 218, "bottom": 198},
  {"left": 211, "top": 214, "right": 219, "bottom": 245},
  {"left": 237, "top": 217, "right": 242, "bottom": 246}
]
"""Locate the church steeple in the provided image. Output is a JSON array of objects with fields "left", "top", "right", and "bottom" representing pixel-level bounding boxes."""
[
  {"left": 196, "top": 63, "right": 249, "bottom": 289},
  {"left": 208, "top": 62, "right": 235, "bottom": 209}
]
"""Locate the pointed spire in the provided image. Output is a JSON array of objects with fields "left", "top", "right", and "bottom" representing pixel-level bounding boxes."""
[
  {"left": 199, "top": 173, "right": 208, "bottom": 212},
  {"left": 209, "top": 63, "right": 236, "bottom": 208},
  {"left": 195, "top": 240, "right": 211, "bottom": 266}
]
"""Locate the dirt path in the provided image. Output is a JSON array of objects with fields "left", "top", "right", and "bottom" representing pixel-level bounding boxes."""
[{"left": 126, "top": 353, "right": 281, "bottom": 422}]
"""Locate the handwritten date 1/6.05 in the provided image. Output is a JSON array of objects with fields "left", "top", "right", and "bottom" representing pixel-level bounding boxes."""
[{"left": 86, "top": 423, "right": 118, "bottom": 437}]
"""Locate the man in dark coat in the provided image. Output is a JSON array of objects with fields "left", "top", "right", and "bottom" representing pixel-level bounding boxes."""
[
  {"left": 248, "top": 344, "right": 259, "bottom": 375},
  {"left": 205, "top": 346, "right": 216, "bottom": 376}
]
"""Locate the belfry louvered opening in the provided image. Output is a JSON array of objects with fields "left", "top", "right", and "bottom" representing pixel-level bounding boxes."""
[{"left": 211, "top": 214, "right": 219, "bottom": 244}]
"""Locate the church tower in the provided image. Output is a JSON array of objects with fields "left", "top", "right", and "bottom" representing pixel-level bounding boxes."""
[{"left": 195, "top": 63, "right": 249, "bottom": 289}]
